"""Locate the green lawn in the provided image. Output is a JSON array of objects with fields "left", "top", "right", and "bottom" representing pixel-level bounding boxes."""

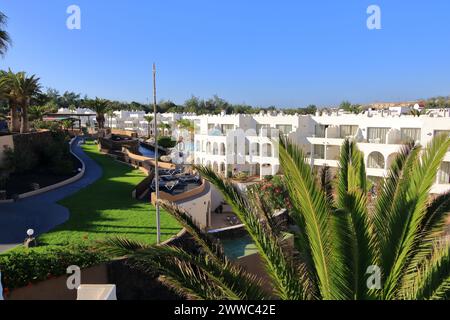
[{"left": 38, "top": 143, "right": 181, "bottom": 248}]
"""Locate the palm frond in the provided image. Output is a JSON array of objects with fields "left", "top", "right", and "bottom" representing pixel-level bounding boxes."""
[
  {"left": 402, "top": 191, "right": 450, "bottom": 288},
  {"left": 405, "top": 242, "right": 450, "bottom": 300},
  {"left": 158, "top": 199, "right": 225, "bottom": 261},
  {"left": 129, "top": 245, "right": 268, "bottom": 300},
  {"left": 334, "top": 139, "right": 375, "bottom": 300},
  {"left": 98, "top": 237, "right": 152, "bottom": 257},
  {"left": 195, "top": 165, "right": 308, "bottom": 300},
  {"left": 279, "top": 138, "right": 348, "bottom": 300},
  {"left": 382, "top": 135, "right": 450, "bottom": 299}
]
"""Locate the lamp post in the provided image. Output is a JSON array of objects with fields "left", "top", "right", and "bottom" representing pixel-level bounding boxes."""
[{"left": 153, "top": 63, "right": 161, "bottom": 244}]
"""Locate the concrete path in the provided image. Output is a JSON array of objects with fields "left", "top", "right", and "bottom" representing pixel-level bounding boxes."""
[{"left": 0, "top": 137, "right": 102, "bottom": 252}]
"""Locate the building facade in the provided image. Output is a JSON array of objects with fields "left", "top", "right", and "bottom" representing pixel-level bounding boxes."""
[{"left": 191, "top": 109, "right": 450, "bottom": 194}]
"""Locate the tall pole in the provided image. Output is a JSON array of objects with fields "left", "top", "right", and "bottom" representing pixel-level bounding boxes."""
[{"left": 153, "top": 63, "right": 161, "bottom": 244}]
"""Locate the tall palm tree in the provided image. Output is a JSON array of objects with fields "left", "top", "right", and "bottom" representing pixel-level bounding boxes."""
[
  {"left": 0, "top": 12, "right": 11, "bottom": 57},
  {"left": 0, "top": 70, "right": 18, "bottom": 132},
  {"left": 176, "top": 119, "right": 195, "bottom": 140},
  {"left": 0, "top": 70, "right": 41, "bottom": 133},
  {"left": 102, "top": 135, "right": 450, "bottom": 300},
  {"left": 86, "top": 97, "right": 110, "bottom": 129},
  {"left": 143, "top": 115, "right": 154, "bottom": 138}
]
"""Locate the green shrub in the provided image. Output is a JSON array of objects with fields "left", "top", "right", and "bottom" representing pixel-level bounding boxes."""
[
  {"left": 158, "top": 136, "right": 177, "bottom": 148},
  {"left": 0, "top": 245, "right": 107, "bottom": 290},
  {"left": 3, "top": 146, "right": 39, "bottom": 173},
  {"left": 32, "top": 120, "right": 61, "bottom": 132}
]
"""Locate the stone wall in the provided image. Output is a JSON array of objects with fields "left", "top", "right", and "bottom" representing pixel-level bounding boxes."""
[{"left": 0, "top": 135, "right": 14, "bottom": 168}]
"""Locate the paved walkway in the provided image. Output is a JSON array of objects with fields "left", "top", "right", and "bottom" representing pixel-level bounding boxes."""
[{"left": 0, "top": 137, "right": 102, "bottom": 252}]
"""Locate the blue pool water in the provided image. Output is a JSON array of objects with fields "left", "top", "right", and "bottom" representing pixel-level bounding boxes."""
[{"left": 139, "top": 144, "right": 155, "bottom": 157}]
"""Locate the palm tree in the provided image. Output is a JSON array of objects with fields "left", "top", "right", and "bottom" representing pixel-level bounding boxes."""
[
  {"left": 86, "top": 98, "right": 110, "bottom": 129},
  {"left": 101, "top": 134, "right": 450, "bottom": 300},
  {"left": 158, "top": 122, "right": 171, "bottom": 136},
  {"left": 0, "top": 70, "right": 41, "bottom": 133},
  {"left": 143, "top": 115, "right": 154, "bottom": 138},
  {"left": 409, "top": 108, "right": 427, "bottom": 117},
  {"left": 0, "top": 12, "right": 11, "bottom": 57},
  {"left": 0, "top": 70, "right": 18, "bottom": 132}
]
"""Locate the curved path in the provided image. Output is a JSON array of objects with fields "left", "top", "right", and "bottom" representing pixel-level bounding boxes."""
[{"left": 0, "top": 137, "right": 102, "bottom": 252}]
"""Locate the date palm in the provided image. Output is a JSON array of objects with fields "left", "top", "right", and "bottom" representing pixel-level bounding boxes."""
[
  {"left": 0, "top": 12, "right": 11, "bottom": 57},
  {"left": 176, "top": 119, "right": 196, "bottom": 144},
  {"left": 102, "top": 134, "right": 450, "bottom": 300},
  {"left": 86, "top": 98, "right": 110, "bottom": 129},
  {"left": 0, "top": 70, "right": 41, "bottom": 133},
  {"left": 143, "top": 115, "right": 154, "bottom": 138},
  {"left": 159, "top": 122, "right": 171, "bottom": 136}
]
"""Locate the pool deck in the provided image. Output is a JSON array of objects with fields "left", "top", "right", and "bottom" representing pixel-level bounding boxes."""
[{"left": 0, "top": 137, "right": 102, "bottom": 252}]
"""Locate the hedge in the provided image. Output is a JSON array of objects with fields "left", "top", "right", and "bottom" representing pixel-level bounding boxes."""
[{"left": 0, "top": 245, "right": 107, "bottom": 291}]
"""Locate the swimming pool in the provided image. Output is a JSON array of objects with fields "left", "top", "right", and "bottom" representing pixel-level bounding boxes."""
[
  {"left": 139, "top": 144, "right": 155, "bottom": 157},
  {"left": 221, "top": 235, "right": 258, "bottom": 260}
]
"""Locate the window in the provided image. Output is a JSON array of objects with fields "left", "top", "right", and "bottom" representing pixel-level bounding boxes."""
[
  {"left": 313, "top": 145, "right": 325, "bottom": 159},
  {"left": 340, "top": 125, "right": 359, "bottom": 139},
  {"left": 401, "top": 128, "right": 421, "bottom": 143},
  {"left": 276, "top": 124, "right": 293, "bottom": 135},
  {"left": 367, "top": 152, "right": 385, "bottom": 169},
  {"left": 367, "top": 127, "right": 389, "bottom": 144},
  {"left": 315, "top": 125, "right": 326, "bottom": 138},
  {"left": 438, "top": 162, "right": 450, "bottom": 184},
  {"left": 435, "top": 130, "right": 450, "bottom": 138},
  {"left": 221, "top": 124, "right": 235, "bottom": 134}
]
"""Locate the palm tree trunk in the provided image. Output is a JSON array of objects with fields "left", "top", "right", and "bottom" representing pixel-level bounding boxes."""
[
  {"left": 10, "top": 105, "right": 20, "bottom": 132},
  {"left": 20, "top": 103, "right": 29, "bottom": 133}
]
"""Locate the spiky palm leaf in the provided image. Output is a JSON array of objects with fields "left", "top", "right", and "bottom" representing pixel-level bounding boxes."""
[
  {"left": 99, "top": 135, "right": 450, "bottom": 301},
  {"left": 407, "top": 242, "right": 450, "bottom": 300},
  {"left": 194, "top": 166, "right": 309, "bottom": 300},
  {"left": 279, "top": 138, "right": 348, "bottom": 299},
  {"left": 380, "top": 135, "right": 450, "bottom": 299},
  {"left": 0, "top": 12, "right": 11, "bottom": 57},
  {"left": 334, "top": 139, "right": 376, "bottom": 299},
  {"left": 100, "top": 201, "right": 269, "bottom": 300}
]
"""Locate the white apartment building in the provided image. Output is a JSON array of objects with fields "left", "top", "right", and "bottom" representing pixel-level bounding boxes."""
[
  {"left": 191, "top": 109, "right": 450, "bottom": 194},
  {"left": 58, "top": 107, "right": 450, "bottom": 194},
  {"left": 58, "top": 108, "right": 195, "bottom": 137}
]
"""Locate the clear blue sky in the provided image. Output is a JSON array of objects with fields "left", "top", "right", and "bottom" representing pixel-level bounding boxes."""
[{"left": 1, "top": 0, "right": 450, "bottom": 107}]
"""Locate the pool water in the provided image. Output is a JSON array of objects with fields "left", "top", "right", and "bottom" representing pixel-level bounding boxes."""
[
  {"left": 139, "top": 144, "right": 155, "bottom": 157},
  {"left": 221, "top": 235, "right": 258, "bottom": 260}
]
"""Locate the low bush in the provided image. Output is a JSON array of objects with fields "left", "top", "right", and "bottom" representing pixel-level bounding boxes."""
[
  {"left": 0, "top": 245, "right": 107, "bottom": 291},
  {"left": 5, "top": 130, "right": 74, "bottom": 175},
  {"left": 158, "top": 136, "right": 177, "bottom": 149},
  {"left": 3, "top": 146, "right": 39, "bottom": 173}
]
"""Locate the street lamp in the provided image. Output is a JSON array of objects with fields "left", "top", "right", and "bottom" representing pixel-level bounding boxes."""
[{"left": 153, "top": 63, "right": 161, "bottom": 244}]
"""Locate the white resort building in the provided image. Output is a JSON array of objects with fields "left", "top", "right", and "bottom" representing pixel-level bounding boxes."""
[
  {"left": 191, "top": 108, "right": 450, "bottom": 195},
  {"left": 58, "top": 107, "right": 450, "bottom": 195}
]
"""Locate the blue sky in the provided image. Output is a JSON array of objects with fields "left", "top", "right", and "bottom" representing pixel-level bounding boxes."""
[{"left": 1, "top": 0, "right": 450, "bottom": 107}]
